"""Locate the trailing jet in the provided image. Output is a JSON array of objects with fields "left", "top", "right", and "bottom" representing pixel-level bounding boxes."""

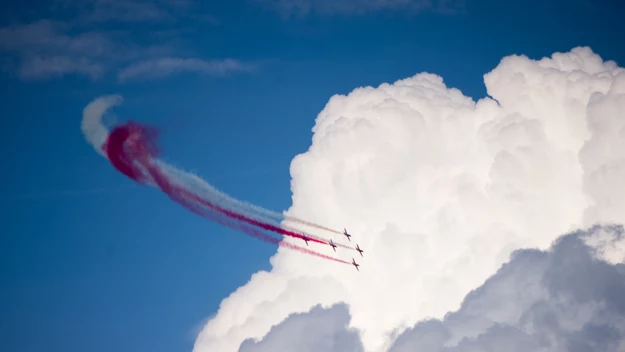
[
  {"left": 328, "top": 239, "right": 337, "bottom": 252},
  {"left": 302, "top": 236, "right": 310, "bottom": 246},
  {"left": 356, "top": 244, "right": 364, "bottom": 256},
  {"left": 351, "top": 258, "right": 360, "bottom": 271},
  {"left": 343, "top": 228, "right": 352, "bottom": 241}
]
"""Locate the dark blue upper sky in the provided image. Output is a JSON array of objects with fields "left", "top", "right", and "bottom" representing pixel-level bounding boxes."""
[{"left": 2, "top": 1, "right": 624, "bottom": 351}]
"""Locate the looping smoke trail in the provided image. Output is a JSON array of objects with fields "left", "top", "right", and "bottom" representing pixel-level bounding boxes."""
[{"left": 98, "top": 120, "right": 351, "bottom": 264}]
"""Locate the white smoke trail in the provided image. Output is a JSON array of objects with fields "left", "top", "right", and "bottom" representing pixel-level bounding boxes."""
[
  {"left": 157, "top": 160, "right": 347, "bottom": 245},
  {"left": 81, "top": 94, "right": 123, "bottom": 157},
  {"left": 161, "top": 161, "right": 343, "bottom": 235}
]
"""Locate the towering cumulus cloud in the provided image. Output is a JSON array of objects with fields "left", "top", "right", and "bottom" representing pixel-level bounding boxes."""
[{"left": 192, "top": 47, "right": 625, "bottom": 352}]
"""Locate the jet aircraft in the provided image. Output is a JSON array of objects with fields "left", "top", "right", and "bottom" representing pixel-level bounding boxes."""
[
  {"left": 343, "top": 228, "right": 352, "bottom": 241},
  {"left": 302, "top": 236, "right": 310, "bottom": 246},
  {"left": 329, "top": 239, "right": 337, "bottom": 252},
  {"left": 351, "top": 258, "right": 360, "bottom": 271},
  {"left": 356, "top": 244, "right": 364, "bottom": 256}
]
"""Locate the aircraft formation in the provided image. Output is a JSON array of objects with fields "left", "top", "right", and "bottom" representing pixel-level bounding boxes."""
[{"left": 299, "top": 227, "right": 363, "bottom": 271}]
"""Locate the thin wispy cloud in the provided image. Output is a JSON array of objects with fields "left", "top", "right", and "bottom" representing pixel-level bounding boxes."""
[
  {"left": 0, "top": 0, "right": 229, "bottom": 81},
  {"left": 117, "top": 57, "right": 256, "bottom": 82},
  {"left": 0, "top": 20, "right": 114, "bottom": 79},
  {"left": 0, "top": 20, "right": 113, "bottom": 57}
]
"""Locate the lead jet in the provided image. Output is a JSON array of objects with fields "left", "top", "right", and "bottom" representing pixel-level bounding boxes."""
[
  {"left": 343, "top": 228, "right": 352, "bottom": 242},
  {"left": 351, "top": 258, "right": 360, "bottom": 271},
  {"left": 328, "top": 239, "right": 337, "bottom": 252},
  {"left": 356, "top": 244, "right": 364, "bottom": 256}
]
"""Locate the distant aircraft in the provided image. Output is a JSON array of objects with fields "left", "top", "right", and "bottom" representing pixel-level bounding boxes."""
[
  {"left": 302, "top": 236, "right": 310, "bottom": 246},
  {"left": 329, "top": 239, "right": 337, "bottom": 252},
  {"left": 351, "top": 258, "right": 360, "bottom": 271},
  {"left": 356, "top": 244, "right": 364, "bottom": 256},
  {"left": 343, "top": 228, "right": 352, "bottom": 241}
]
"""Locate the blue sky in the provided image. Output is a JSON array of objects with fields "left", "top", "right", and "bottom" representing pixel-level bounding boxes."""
[{"left": 1, "top": 0, "right": 625, "bottom": 351}]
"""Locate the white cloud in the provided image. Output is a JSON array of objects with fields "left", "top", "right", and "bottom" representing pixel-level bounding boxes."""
[
  {"left": 117, "top": 57, "right": 255, "bottom": 82},
  {"left": 191, "top": 46, "right": 625, "bottom": 352},
  {"left": 253, "top": 0, "right": 465, "bottom": 17},
  {"left": 223, "top": 225, "right": 625, "bottom": 352}
]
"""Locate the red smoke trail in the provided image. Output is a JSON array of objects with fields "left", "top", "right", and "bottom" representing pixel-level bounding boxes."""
[
  {"left": 162, "top": 183, "right": 350, "bottom": 265},
  {"left": 186, "top": 190, "right": 327, "bottom": 245},
  {"left": 102, "top": 121, "right": 347, "bottom": 264}
]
